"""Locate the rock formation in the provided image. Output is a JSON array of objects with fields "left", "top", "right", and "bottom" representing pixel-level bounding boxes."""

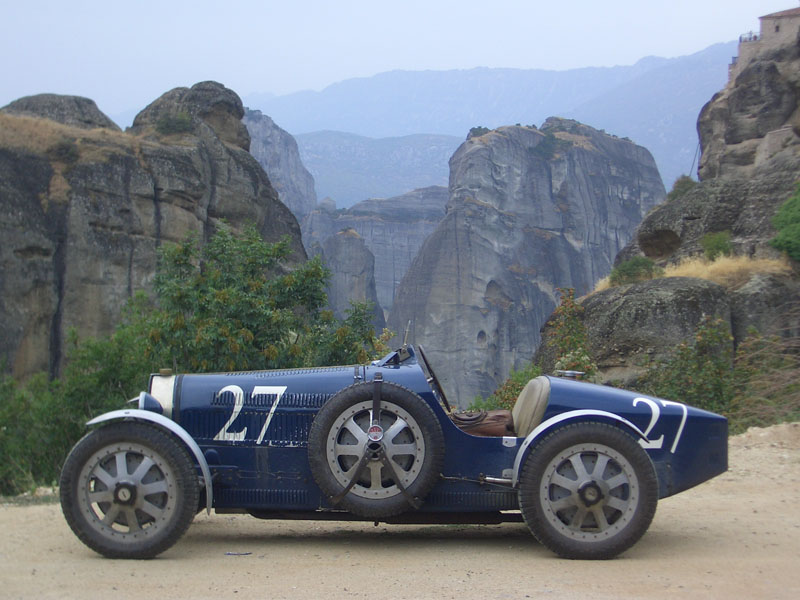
[
  {"left": 302, "top": 186, "right": 448, "bottom": 314},
  {"left": 311, "top": 230, "right": 385, "bottom": 331},
  {"left": 388, "top": 120, "right": 665, "bottom": 405},
  {"left": 243, "top": 108, "right": 317, "bottom": 220},
  {"left": 543, "top": 18, "right": 800, "bottom": 385},
  {"left": 0, "top": 82, "right": 304, "bottom": 379}
]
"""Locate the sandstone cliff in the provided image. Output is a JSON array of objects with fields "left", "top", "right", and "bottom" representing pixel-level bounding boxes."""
[
  {"left": 545, "top": 28, "right": 800, "bottom": 385},
  {"left": 301, "top": 186, "right": 448, "bottom": 313},
  {"left": 0, "top": 82, "right": 304, "bottom": 379},
  {"left": 243, "top": 108, "right": 317, "bottom": 220},
  {"left": 388, "top": 121, "right": 665, "bottom": 405},
  {"left": 310, "top": 229, "right": 385, "bottom": 332}
]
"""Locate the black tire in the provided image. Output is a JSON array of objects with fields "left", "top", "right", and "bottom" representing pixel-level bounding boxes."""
[
  {"left": 518, "top": 422, "right": 658, "bottom": 560},
  {"left": 59, "top": 421, "right": 199, "bottom": 559},
  {"left": 308, "top": 382, "right": 444, "bottom": 518}
]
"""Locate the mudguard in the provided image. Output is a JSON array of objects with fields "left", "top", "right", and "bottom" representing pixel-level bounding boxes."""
[{"left": 86, "top": 409, "right": 213, "bottom": 514}]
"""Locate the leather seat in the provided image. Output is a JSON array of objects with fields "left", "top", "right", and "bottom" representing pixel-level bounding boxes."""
[{"left": 511, "top": 376, "right": 551, "bottom": 437}]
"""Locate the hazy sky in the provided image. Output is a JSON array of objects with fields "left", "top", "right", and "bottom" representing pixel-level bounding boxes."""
[{"left": 1, "top": 0, "right": 793, "bottom": 120}]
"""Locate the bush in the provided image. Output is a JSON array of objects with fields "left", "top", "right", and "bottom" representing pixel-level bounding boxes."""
[
  {"left": 544, "top": 288, "right": 598, "bottom": 379},
  {"left": 667, "top": 175, "right": 697, "bottom": 202},
  {"left": 638, "top": 316, "right": 734, "bottom": 415},
  {"left": 470, "top": 362, "right": 542, "bottom": 411},
  {"left": 701, "top": 231, "right": 732, "bottom": 261},
  {"left": 468, "top": 126, "right": 490, "bottom": 138},
  {"left": 0, "top": 224, "right": 388, "bottom": 495},
  {"left": 155, "top": 111, "right": 193, "bottom": 135},
  {"left": 770, "top": 184, "right": 800, "bottom": 261},
  {"left": 608, "top": 256, "right": 663, "bottom": 286}
]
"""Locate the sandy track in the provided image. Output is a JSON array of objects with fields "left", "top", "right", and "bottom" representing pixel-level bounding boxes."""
[{"left": 2, "top": 423, "right": 798, "bottom": 600}]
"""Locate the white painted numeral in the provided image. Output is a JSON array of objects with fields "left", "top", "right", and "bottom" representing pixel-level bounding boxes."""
[
  {"left": 213, "top": 385, "right": 247, "bottom": 441},
  {"left": 211, "top": 385, "right": 288, "bottom": 444},
  {"left": 254, "top": 386, "right": 288, "bottom": 444},
  {"left": 632, "top": 396, "right": 688, "bottom": 453},
  {"left": 633, "top": 397, "right": 664, "bottom": 449}
]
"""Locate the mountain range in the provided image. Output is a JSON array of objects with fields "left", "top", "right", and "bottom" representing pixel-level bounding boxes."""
[{"left": 246, "top": 41, "right": 736, "bottom": 203}]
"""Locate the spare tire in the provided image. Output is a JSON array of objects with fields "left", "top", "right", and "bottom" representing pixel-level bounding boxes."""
[{"left": 308, "top": 381, "right": 444, "bottom": 518}]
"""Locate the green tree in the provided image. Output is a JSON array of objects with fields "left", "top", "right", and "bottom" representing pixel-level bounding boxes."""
[
  {"left": 770, "top": 183, "right": 800, "bottom": 261},
  {"left": 639, "top": 316, "right": 734, "bottom": 415},
  {"left": 609, "top": 256, "right": 663, "bottom": 286},
  {"left": 545, "top": 288, "right": 598, "bottom": 379},
  {"left": 701, "top": 231, "right": 732, "bottom": 261},
  {"left": 0, "top": 224, "right": 385, "bottom": 495},
  {"left": 667, "top": 175, "right": 698, "bottom": 202}
]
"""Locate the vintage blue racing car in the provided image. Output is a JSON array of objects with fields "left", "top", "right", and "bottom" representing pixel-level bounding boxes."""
[{"left": 59, "top": 344, "right": 727, "bottom": 560}]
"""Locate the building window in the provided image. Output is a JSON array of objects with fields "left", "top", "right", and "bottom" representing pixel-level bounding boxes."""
[{"left": 776, "top": 24, "right": 780, "bottom": 33}]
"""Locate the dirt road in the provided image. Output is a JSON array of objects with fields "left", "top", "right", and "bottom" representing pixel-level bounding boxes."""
[{"left": 1, "top": 423, "right": 798, "bottom": 600}]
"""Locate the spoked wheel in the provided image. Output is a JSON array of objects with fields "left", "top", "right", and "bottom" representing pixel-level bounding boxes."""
[
  {"left": 519, "top": 422, "right": 658, "bottom": 560},
  {"left": 60, "top": 422, "right": 199, "bottom": 559},
  {"left": 308, "top": 381, "right": 444, "bottom": 518}
]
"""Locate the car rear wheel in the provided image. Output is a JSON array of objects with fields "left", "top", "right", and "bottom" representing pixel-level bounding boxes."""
[
  {"left": 308, "top": 381, "right": 444, "bottom": 518},
  {"left": 518, "top": 422, "right": 658, "bottom": 559},
  {"left": 59, "top": 422, "right": 199, "bottom": 559}
]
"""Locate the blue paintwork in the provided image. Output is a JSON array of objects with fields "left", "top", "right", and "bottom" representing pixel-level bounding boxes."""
[{"left": 105, "top": 346, "right": 727, "bottom": 516}]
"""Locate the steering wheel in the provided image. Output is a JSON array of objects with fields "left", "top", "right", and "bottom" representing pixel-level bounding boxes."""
[{"left": 416, "top": 344, "right": 453, "bottom": 413}]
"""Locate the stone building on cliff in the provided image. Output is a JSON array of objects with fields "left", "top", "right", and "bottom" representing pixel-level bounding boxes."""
[{"left": 730, "top": 7, "right": 800, "bottom": 81}]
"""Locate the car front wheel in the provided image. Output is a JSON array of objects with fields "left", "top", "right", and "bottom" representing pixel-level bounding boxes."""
[{"left": 59, "top": 422, "right": 199, "bottom": 559}]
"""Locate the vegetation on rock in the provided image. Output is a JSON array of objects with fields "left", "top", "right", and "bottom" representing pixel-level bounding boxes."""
[
  {"left": 701, "top": 231, "right": 732, "bottom": 261},
  {"left": 771, "top": 184, "right": 800, "bottom": 262},
  {"left": 0, "top": 225, "right": 385, "bottom": 495},
  {"left": 609, "top": 256, "right": 663, "bottom": 286}
]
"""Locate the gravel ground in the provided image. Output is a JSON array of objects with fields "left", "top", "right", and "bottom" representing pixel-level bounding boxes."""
[{"left": 1, "top": 423, "right": 798, "bottom": 600}]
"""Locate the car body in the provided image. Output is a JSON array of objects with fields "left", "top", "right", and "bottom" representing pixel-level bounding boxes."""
[{"left": 59, "top": 344, "right": 727, "bottom": 560}]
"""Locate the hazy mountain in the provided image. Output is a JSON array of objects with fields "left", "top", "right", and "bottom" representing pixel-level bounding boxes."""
[
  {"left": 294, "top": 131, "right": 461, "bottom": 206},
  {"left": 246, "top": 42, "right": 736, "bottom": 191}
]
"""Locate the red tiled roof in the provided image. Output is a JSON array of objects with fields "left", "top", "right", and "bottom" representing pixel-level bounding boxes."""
[{"left": 761, "top": 7, "right": 800, "bottom": 19}]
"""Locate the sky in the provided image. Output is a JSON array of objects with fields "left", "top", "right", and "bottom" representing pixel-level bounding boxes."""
[{"left": 1, "top": 0, "right": 793, "bottom": 122}]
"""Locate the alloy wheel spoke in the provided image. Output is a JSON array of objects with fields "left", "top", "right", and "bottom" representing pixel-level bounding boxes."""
[
  {"left": 550, "top": 495, "right": 578, "bottom": 513},
  {"left": 569, "top": 454, "right": 590, "bottom": 481},
  {"left": 123, "top": 508, "right": 141, "bottom": 532},
  {"left": 336, "top": 442, "right": 364, "bottom": 457},
  {"left": 101, "top": 504, "right": 121, "bottom": 526},
  {"left": 605, "top": 473, "right": 629, "bottom": 491},
  {"left": 592, "top": 506, "right": 610, "bottom": 531},
  {"left": 385, "top": 442, "right": 416, "bottom": 459},
  {"left": 140, "top": 480, "right": 169, "bottom": 496},
  {"left": 551, "top": 473, "right": 579, "bottom": 493},
  {"left": 383, "top": 418, "right": 407, "bottom": 443},
  {"left": 140, "top": 499, "right": 166, "bottom": 521},
  {"left": 88, "top": 489, "right": 115, "bottom": 505},
  {"left": 366, "top": 462, "right": 384, "bottom": 490},
  {"left": 591, "top": 454, "right": 611, "bottom": 479},
  {"left": 92, "top": 465, "right": 116, "bottom": 488},
  {"left": 115, "top": 452, "right": 129, "bottom": 479},
  {"left": 342, "top": 419, "right": 368, "bottom": 445},
  {"left": 130, "top": 456, "right": 155, "bottom": 484},
  {"left": 606, "top": 496, "right": 629, "bottom": 512},
  {"left": 569, "top": 506, "right": 589, "bottom": 529}
]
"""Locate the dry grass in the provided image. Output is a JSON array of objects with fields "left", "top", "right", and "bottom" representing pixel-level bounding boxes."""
[
  {"left": 0, "top": 112, "right": 138, "bottom": 160},
  {"left": 590, "top": 255, "right": 793, "bottom": 296},
  {"left": 662, "top": 255, "right": 793, "bottom": 289}
]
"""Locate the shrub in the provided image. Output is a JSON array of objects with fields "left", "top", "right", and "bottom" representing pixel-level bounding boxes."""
[
  {"left": 544, "top": 288, "right": 598, "bottom": 380},
  {"left": 667, "top": 175, "right": 697, "bottom": 202},
  {"left": 155, "top": 111, "right": 193, "bottom": 135},
  {"left": 468, "top": 126, "right": 490, "bottom": 138},
  {"left": 638, "top": 316, "right": 734, "bottom": 415},
  {"left": 770, "top": 184, "right": 800, "bottom": 261},
  {"left": 608, "top": 256, "right": 663, "bottom": 286},
  {"left": 701, "top": 231, "right": 732, "bottom": 261},
  {"left": 469, "top": 362, "right": 542, "bottom": 411},
  {"left": 0, "top": 224, "right": 389, "bottom": 495}
]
